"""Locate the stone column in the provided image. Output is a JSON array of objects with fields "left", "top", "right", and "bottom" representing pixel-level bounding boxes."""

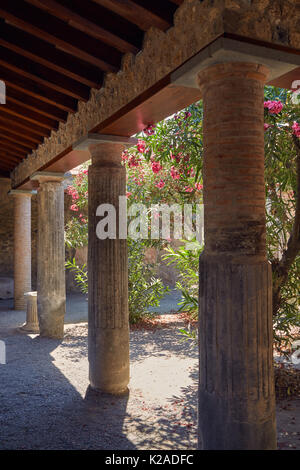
[
  {"left": 8, "top": 190, "right": 34, "bottom": 310},
  {"left": 197, "top": 63, "right": 276, "bottom": 449},
  {"left": 83, "top": 135, "right": 136, "bottom": 395},
  {"left": 30, "top": 172, "right": 66, "bottom": 339},
  {"left": 21, "top": 291, "right": 39, "bottom": 333}
]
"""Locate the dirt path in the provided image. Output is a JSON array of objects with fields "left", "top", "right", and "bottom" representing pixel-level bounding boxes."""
[{"left": 0, "top": 316, "right": 298, "bottom": 450}]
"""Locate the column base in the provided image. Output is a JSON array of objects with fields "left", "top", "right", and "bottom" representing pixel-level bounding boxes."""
[
  {"left": 19, "top": 322, "right": 40, "bottom": 334},
  {"left": 85, "top": 384, "right": 130, "bottom": 400}
]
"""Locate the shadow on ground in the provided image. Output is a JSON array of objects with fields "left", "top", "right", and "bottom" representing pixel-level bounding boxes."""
[{"left": 0, "top": 331, "right": 134, "bottom": 450}]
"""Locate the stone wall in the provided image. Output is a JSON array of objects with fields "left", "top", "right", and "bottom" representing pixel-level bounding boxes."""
[{"left": 12, "top": 0, "right": 300, "bottom": 187}]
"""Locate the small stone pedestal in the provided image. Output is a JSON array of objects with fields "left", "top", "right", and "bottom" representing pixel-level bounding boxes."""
[{"left": 20, "top": 291, "right": 39, "bottom": 333}]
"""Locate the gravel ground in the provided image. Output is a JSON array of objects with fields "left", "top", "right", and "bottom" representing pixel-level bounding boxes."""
[{"left": 0, "top": 316, "right": 299, "bottom": 450}]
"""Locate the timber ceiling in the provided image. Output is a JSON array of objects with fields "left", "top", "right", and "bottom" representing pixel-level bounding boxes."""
[{"left": 0, "top": 0, "right": 184, "bottom": 176}]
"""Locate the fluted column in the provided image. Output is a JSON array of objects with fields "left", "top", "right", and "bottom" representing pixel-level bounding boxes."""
[
  {"left": 30, "top": 172, "right": 66, "bottom": 339},
  {"left": 76, "top": 134, "right": 136, "bottom": 395},
  {"left": 197, "top": 63, "right": 276, "bottom": 449},
  {"left": 8, "top": 190, "right": 34, "bottom": 310}
]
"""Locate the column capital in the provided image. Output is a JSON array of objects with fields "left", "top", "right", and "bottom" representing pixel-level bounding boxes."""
[
  {"left": 30, "top": 171, "right": 66, "bottom": 184},
  {"left": 8, "top": 189, "right": 37, "bottom": 197},
  {"left": 74, "top": 134, "right": 137, "bottom": 167},
  {"left": 73, "top": 133, "right": 138, "bottom": 151},
  {"left": 197, "top": 62, "right": 270, "bottom": 91}
]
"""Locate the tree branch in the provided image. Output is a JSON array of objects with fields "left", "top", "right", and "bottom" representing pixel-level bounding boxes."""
[{"left": 272, "top": 133, "right": 300, "bottom": 315}]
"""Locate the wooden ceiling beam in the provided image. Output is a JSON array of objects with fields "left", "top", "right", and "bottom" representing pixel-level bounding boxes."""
[
  {"left": 91, "top": 0, "right": 176, "bottom": 31},
  {"left": 0, "top": 20, "right": 102, "bottom": 88},
  {"left": 6, "top": 87, "right": 68, "bottom": 122},
  {"left": 0, "top": 0, "right": 122, "bottom": 72},
  {"left": 0, "top": 133, "right": 35, "bottom": 151},
  {"left": 0, "top": 137, "right": 30, "bottom": 153},
  {"left": 0, "top": 66, "right": 77, "bottom": 113},
  {"left": 0, "top": 102, "right": 58, "bottom": 130},
  {"left": 0, "top": 152, "right": 21, "bottom": 165},
  {"left": 27, "top": 0, "right": 143, "bottom": 54},
  {"left": 0, "top": 161, "right": 14, "bottom": 172},
  {"left": 0, "top": 46, "right": 90, "bottom": 101},
  {"left": 0, "top": 169, "right": 11, "bottom": 177},
  {"left": 0, "top": 113, "right": 50, "bottom": 138},
  {"left": 0, "top": 123, "right": 42, "bottom": 146},
  {"left": 0, "top": 143, "right": 26, "bottom": 159}
]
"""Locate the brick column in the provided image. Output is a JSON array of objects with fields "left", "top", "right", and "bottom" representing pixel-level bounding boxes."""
[
  {"left": 8, "top": 190, "right": 34, "bottom": 310},
  {"left": 30, "top": 172, "right": 66, "bottom": 339},
  {"left": 86, "top": 137, "right": 134, "bottom": 395},
  {"left": 197, "top": 63, "right": 276, "bottom": 449}
]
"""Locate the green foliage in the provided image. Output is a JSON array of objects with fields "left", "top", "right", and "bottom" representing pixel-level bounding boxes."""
[
  {"left": 65, "top": 258, "right": 88, "bottom": 294},
  {"left": 163, "top": 239, "right": 203, "bottom": 318},
  {"left": 128, "top": 239, "right": 169, "bottom": 324},
  {"left": 264, "top": 89, "right": 300, "bottom": 348}
]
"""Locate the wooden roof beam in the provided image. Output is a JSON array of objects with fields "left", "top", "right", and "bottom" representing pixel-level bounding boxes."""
[
  {"left": 27, "top": 0, "right": 143, "bottom": 54},
  {"left": 0, "top": 102, "right": 58, "bottom": 130},
  {"left": 0, "top": 123, "right": 42, "bottom": 145},
  {"left": 0, "top": 137, "right": 30, "bottom": 153},
  {"left": 92, "top": 0, "right": 176, "bottom": 31},
  {"left": 0, "top": 133, "right": 36, "bottom": 151},
  {"left": 0, "top": 113, "right": 51, "bottom": 138},
  {"left": 0, "top": 46, "right": 90, "bottom": 101},
  {"left": 0, "top": 66, "right": 78, "bottom": 113},
  {"left": 6, "top": 87, "right": 68, "bottom": 122},
  {"left": 0, "top": 0, "right": 122, "bottom": 72},
  {"left": 0, "top": 152, "right": 21, "bottom": 164},
  {"left": 0, "top": 143, "right": 27, "bottom": 159},
  {"left": 0, "top": 19, "right": 102, "bottom": 88}
]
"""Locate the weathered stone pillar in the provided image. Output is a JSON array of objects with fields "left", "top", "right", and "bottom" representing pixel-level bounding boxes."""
[
  {"left": 8, "top": 190, "right": 34, "bottom": 310},
  {"left": 197, "top": 63, "right": 276, "bottom": 449},
  {"left": 30, "top": 172, "right": 66, "bottom": 339},
  {"left": 78, "top": 134, "right": 136, "bottom": 395},
  {"left": 21, "top": 291, "right": 39, "bottom": 333}
]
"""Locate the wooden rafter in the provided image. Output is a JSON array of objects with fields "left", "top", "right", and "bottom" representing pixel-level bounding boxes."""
[
  {"left": 0, "top": 0, "right": 122, "bottom": 71},
  {"left": 0, "top": 20, "right": 102, "bottom": 89},
  {"left": 0, "top": 0, "right": 184, "bottom": 173},
  {"left": 27, "top": 0, "right": 144, "bottom": 54},
  {"left": 91, "top": 0, "right": 176, "bottom": 31}
]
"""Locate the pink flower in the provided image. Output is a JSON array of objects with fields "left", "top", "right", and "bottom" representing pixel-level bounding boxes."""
[
  {"left": 126, "top": 192, "right": 132, "bottom": 198},
  {"left": 170, "top": 153, "right": 181, "bottom": 163},
  {"left": 184, "top": 186, "right": 194, "bottom": 193},
  {"left": 144, "top": 124, "right": 155, "bottom": 135},
  {"left": 195, "top": 183, "right": 203, "bottom": 191},
  {"left": 128, "top": 155, "right": 140, "bottom": 168},
  {"left": 264, "top": 100, "right": 283, "bottom": 115},
  {"left": 137, "top": 139, "right": 146, "bottom": 153},
  {"left": 170, "top": 166, "right": 180, "bottom": 180},
  {"left": 121, "top": 151, "right": 129, "bottom": 161},
  {"left": 264, "top": 123, "right": 271, "bottom": 131},
  {"left": 292, "top": 121, "right": 300, "bottom": 137},
  {"left": 81, "top": 218, "right": 87, "bottom": 224},
  {"left": 70, "top": 204, "right": 78, "bottom": 211},
  {"left": 133, "top": 177, "right": 142, "bottom": 186},
  {"left": 155, "top": 179, "right": 165, "bottom": 189},
  {"left": 184, "top": 111, "right": 192, "bottom": 119},
  {"left": 151, "top": 161, "right": 162, "bottom": 174}
]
